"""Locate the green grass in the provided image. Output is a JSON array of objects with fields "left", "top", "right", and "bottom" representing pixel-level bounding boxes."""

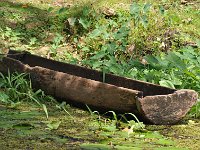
[{"left": 0, "top": 71, "right": 183, "bottom": 149}]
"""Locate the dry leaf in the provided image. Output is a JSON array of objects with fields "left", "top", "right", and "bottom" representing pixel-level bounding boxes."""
[
  {"left": 22, "top": 4, "right": 29, "bottom": 8},
  {"left": 127, "top": 44, "right": 135, "bottom": 55},
  {"left": 102, "top": 7, "right": 116, "bottom": 16}
]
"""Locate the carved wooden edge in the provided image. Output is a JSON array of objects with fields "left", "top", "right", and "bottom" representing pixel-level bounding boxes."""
[
  {"left": 0, "top": 56, "right": 30, "bottom": 73},
  {"left": 29, "top": 66, "right": 141, "bottom": 113},
  {"left": 0, "top": 57, "right": 141, "bottom": 113},
  {"left": 136, "top": 90, "right": 198, "bottom": 125}
]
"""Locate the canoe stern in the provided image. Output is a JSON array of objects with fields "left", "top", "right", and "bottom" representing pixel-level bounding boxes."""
[{"left": 136, "top": 90, "right": 198, "bottom": 124}]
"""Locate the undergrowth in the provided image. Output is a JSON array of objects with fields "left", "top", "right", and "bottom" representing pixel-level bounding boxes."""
[{"left": 0, "top": 72, "right": 55, "bottom": 118}]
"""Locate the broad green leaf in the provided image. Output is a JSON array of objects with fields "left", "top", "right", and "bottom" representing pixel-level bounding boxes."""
[
  {"left": 171, "top": 78, "right": 182, "bottom": 86},
  {"left": 114, "top": 26, "right": 129, "bottom": 40},
  {"left": 92, "top": 61, "right": 103, "bottom": 69},
  {"left": 197, "top": 56, "right": 200, "bottom": 64},
  {"left": 90, "top": 51, "right": 106, "bottom": 60},
  {"left": 107, "top": 43, "right": 116, "bottom": 55},
  {"left": 46, "top": 121, "right": 61, "bottom": 130},
  {"left": 166, "top": 52, "right": 187, "bottom": 70},
  {"left": 57, "top": 7, "right": 68, "bottom": 14},
  {"left": 82, "top": 47, "right": 90, "bottom": 52},
  {"left": 0, "top": 92, "right": 9, "bottom": 103},
  {"left": 144, "top": 55, "right": 158, "bottom": 64},
  {"left": 159, "top": 5, "right": 165, "bottom": 15},
  {"left": 143, "top": 3, "right": 151, "bottom": 13},
  {"left": 102, "top": 124, "right": 117, "bottom": 132},
  {"left": 141, "top": 15, "right": 148, "bottom": 27},
  {"left": 128, "top": 68, "right": 138, "bottom": 77},
  {"left": 181, "top": 47, "right": 197, "bottom": 56},
  {"left": 156, "top": 57, "right": 169, "bottom": 68},
  {"left": 159, "top": 80, "right": 175, "bottom": 89},
  {"left": 157, "top": 139, "right": 175, "bottom": 145},
  {"left": 184, "top": 70, "right": 198, "bottom": 80},
  {"left": 79, "top": 18, "right": 90, "bottom": 29},
  {"left": 129, "top": 59, "right": 145, "bottom": 68},
  {"left": 89, "top": 29, "right": 101, "bottom": 38},
  {"left": 47, "top": 7, "right": 54, "bottom": 12},
  {"left": 106, "top": 64, "right": 120, "bottom": 74},
  {"left": 130, "top": 2, "right": 140, "bottom": 15},
  {"left": 176, "top": 51, "right": 194, "bottom": 61},
  {"left": 82, "top": 6, "right": 90, "bottom": 16},
  {"left": 144, "top": 55, "right": 161, "bottom": 68},
  {"left": 108, "top": 55, "right": 117, "bottom": 64}
]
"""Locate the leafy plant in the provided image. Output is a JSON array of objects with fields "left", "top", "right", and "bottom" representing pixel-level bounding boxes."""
[
  {"left": 130, "top": 2, "right": 151, "bottom": 28},
  {"left": 49, "top": 33, "right": 64, "bottom": 57},
  {"left": 56, "top": 101, "right": 73, "bottom": 118},
  {"left": 188, "top": 99, "right": 200, "bottom": 118},
  {"left": 0, "top": 72, "right": 53, "bottom": 118},
  {"left": 86, "top": 105, "right": 103, "bottom": 130}
]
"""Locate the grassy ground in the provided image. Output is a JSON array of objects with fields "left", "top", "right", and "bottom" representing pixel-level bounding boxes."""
[
  {"left": 0, "top": 0, "right": 200, "bottom": 149},
  {"left": 0, "top": 101, "right": 200, "bottom": 150},
  {"left": 1, "top": 0, "right": 199, "bottom": 55}
]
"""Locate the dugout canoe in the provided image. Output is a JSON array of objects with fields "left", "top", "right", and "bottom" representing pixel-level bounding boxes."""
[{"left": 0, "top": 50, "right": 198, "bottom": 125}]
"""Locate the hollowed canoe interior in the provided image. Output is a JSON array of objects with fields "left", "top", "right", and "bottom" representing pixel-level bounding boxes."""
[{"left": 8, "top": 50, "right": 176, "bottom": 97}]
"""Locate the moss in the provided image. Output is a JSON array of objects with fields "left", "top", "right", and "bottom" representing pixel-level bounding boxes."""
[
  {"left": 1, "top": 102, "right": 197, "bottom": 149},
  {"left": 164, "top": 121, "right": 200, "bottom": 150},
  {"left": 146, "top": 120, "right": 200, "bottom": 150}
]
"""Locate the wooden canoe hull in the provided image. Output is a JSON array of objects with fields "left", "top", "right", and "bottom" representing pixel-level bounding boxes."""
[{"left": 0, "top": 50, "right": 198, "bottom": 124}]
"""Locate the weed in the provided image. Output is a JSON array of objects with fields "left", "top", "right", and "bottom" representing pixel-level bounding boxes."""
[
  {"left": 86, "top": 105, "right": 145, "bottom": 134},
  {"left": 49, "top": 33, "right": 64, "bottom": 57},
  {"left": 130, "top": 2, "right": 151, "bottom": 28},
  {"left": 1, "top": 27, "right": 22, "bottom": 47},
  {"left": 86, "top": 105, "right": 103, "bottom": 130},
  {"left": 0, "top": 71, "right": 53, "bottom": 118},
  {"left": 188, "top": 99, "right": 200, "bottom": 118},
  {"left": 46, "top": 120, "right": 61, "bottom": 130},
  {"left": 56, "top": 101, "right": 73, "bottom": 118}
]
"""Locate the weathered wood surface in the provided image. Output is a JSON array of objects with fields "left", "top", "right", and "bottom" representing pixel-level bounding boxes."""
[
  {"left": 136, "top": 90, "right": 198, "bottom": 124},
  {"left": 0, "top": 56, "right": 141, "bottom": 114},
  {"left": 0, "top": 50, "right": 198, "bottom": 125}
]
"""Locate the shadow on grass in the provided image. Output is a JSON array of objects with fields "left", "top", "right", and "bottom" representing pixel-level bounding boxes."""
[
  {"left": 0, "top": 0, "right": 52, "bottom": 43},
  {"left": 0, "top": 0, "right": 102, "bottom": 43}
]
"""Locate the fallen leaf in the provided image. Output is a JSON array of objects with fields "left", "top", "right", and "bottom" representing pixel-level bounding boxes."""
[
  {"left": 22, "top": 4, "right": 29, "bottom": 8},
  {"left": 46, "top": 121, "right": 61, "bottom": 130}
]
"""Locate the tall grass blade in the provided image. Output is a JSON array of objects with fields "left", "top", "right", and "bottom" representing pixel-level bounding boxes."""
[{"left": 42, "top": 104, "right": 48, "bottom": 119}]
